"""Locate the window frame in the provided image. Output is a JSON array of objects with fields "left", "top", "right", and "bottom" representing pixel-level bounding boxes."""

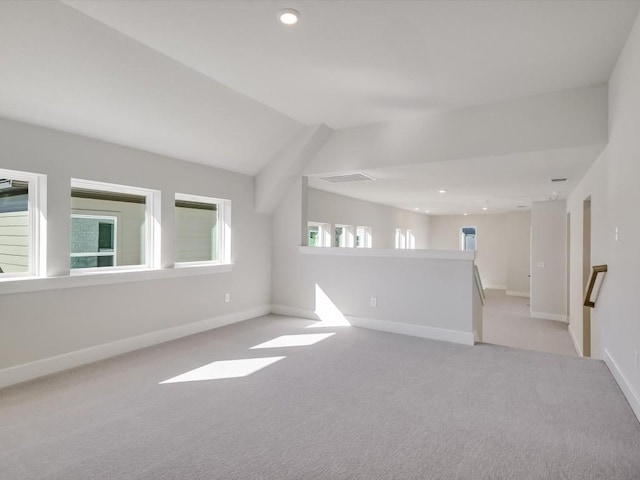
[
  {"left": 307, "top": 222, "right": 330, "bottom": 247},
  {"left": 0, "top": 168, "right": 47, "bottom": 280},
  {"left": 460, "top": 226, "right": 478, "bottom": 252},
  {"left": 395, "top": 228, "right": 406, "bottom": 249},
  {"left": 174, "top": 192, "right": 231, "bottom": 267},
  {"left": 356, "top": 226, "right": 372, "bottom": 248},
  {"left": 70, "top": 178, "right": 161, "bottom": 275},
  {"left": 334, "top": 224, "right": 354, "bottom": 248},
  {"left": 70, "top": 214, "right": 118, "bottom": 268}
]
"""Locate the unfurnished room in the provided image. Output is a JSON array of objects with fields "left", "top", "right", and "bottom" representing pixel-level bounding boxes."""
[{"left": 1, "top": 1, "right": 640, "bottom": 479}]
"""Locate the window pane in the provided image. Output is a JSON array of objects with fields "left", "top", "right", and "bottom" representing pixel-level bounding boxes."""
[
  {"left": 0, "top": 179, "right": 29, "bottom": 274},
  {"left": 175, "top": 200, "right": 218, "bottom": 263},
  {"left": 71, "top": 188, "right": 146, "bottom": 268}
]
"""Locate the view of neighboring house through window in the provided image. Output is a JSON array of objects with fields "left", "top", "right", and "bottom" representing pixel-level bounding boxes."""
[
  {"left": 70, "top": 179, "right": 159, "bottom": 271},
  {"left": 175, "top": 193, "right": 230, "bottom": 265},
  {"left": 308, "top": 222, "right": 330, "bottom": 247},
  {"left": 461, "top": 226, "right": 477, "bottom": 251},
  {"left": 334, "top": 224, "right": 354, "bottom": 247},
  {"left": 0, "top": 169, "right": 45, "bottom": 277},
  {"left": 356, "top": 226, "right": 372, "bottom": 248}
]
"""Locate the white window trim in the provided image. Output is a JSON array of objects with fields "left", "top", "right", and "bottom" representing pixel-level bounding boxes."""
[
  {"left": 0, "top": 168, "right": 47, "bottom": 280},
  {"left": 70, "top": 179, "right": 161, "bottom": 276},
  {"left": 460, "top": 226, "right": 478, "bottom": 252},
  {"left": 308, "top": 221, "right": 331, "bottom": 247},
  {"left": 407, "top": 230, "right": 416, "bottom": 249},
  {"left": 356, "top": 226, "right": 372, "bottom": 248},
  {"left": 395, "top": 228, "right": 406, "bottom": 249},
  {"left": 174, "top": 192, "right": 231, "bottom": 267}
]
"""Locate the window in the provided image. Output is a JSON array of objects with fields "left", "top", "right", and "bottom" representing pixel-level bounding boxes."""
[
  {"left": 356, "top": 226, "right": 372, "bottom": 248},
  {"left": 0, "top": 169, "right": 46, "bottom": 278},
  {"left": 395, "top": 228, "right": 406, "bottom": 249},
  {"left": 308, "top": 222, "right": 330, "bottom": 247},
  {"left": 70, "top": 215, "right": 117, "bottom": 268},
  {"left": 71, "top": 179, "right": 160, "bottom": 272},
  {"left": 461, "top": 226, "right": 477, "bottom": 251},
  {"left": 175, "top": 193, "right": 230, "bottom": 265},
  {"left": 407, "top": 230, "right": 416, "bottom": 249},
  {"left": 334, "top": 224, "right": 354, "bottom": 248}
]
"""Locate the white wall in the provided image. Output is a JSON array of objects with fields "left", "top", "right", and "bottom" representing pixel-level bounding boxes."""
[
  {"left": 272, "top": 179, "right": 478, "bottom": 345},
  {"left": 429, "top": 214, "right": 507, "bottom": 289},
  {"left": 566, "top": 11, "right": 640, "bottom": 419},
  {"left": 0, "top": 117, "right": 271, "bottom": 379},
  {"left": 506, "top": 211, "right": 531, "bottom": 296},
  {"left": 530, "top": 200, "right": 566, "bottom": 321},
  {"left": 307, "top": 188, "right": 430, "bottom": 249}
]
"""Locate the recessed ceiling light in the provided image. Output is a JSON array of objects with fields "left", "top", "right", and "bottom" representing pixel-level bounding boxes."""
[
  {"left": 463, "top": 213, "right": 468, "bottom": 216},
  {"left": 425, "top": 210, "right": 430, "bottom": 213},
  {"left": 438, "top": 189, "right": 447, "bottom": 194},
  {"left": 482, "top": 207, "right": 488, "bottom": 210},
  {"left": 414, "top": 207, "right": 419, "bottom": 211},
  {"left": 278, "top": 8, "right": 301, "bottom": 25}
]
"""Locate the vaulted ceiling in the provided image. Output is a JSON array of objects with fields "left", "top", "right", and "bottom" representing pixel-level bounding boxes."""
[{"left": 1, "top": 1, "right": 639, "bottom": 212}]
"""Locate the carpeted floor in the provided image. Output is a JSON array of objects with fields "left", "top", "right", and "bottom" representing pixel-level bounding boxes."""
[
  {"left": 1, "top": 315, "right": 639, "bottom": 479},
  {"left": 483, "top": 289, "right": 577, "bottom": 356}
]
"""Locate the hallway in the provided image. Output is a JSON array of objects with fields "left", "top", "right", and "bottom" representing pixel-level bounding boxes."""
[{"left": 482, "top": 289, "right": 577, "bottom": 357}]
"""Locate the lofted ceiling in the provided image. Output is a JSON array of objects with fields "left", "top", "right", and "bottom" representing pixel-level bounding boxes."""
[
  {"left": 64, "top": 0, "right": 640, "bottom": 129},
  {"left": 0, "top": 1, "right": 638, "bottom": 212}
]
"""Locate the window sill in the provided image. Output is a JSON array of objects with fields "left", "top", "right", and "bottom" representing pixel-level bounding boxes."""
[
  {"left": 298, "top": 246, "right": 475, "bottom": 261},
  {"left": 0, "top": 263, "right": 233, "bottom": 295}
]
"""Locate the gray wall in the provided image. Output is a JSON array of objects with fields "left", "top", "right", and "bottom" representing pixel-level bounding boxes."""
[
  {"left": 273, "top": 178, "right": 476, "bottom": 341},
  {"left": 307, "top": 188, "right": 430, "bottom": 249},
  {"left": 530, "top": 200, "right": 567, "bottom": 318},
  {"left": 0, "top": 117, "right": 271, "bottom": 371},
  {"left": 506, "top": 211, "right": 531, "bottom": 295}
]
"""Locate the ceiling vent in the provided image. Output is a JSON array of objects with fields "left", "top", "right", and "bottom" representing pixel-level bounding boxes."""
[
  {"left": 551, "top": 178, "right": 568, "bottom": 183},
  {"left": 318, "top": 173, "right": 376, "bottom": 183}
]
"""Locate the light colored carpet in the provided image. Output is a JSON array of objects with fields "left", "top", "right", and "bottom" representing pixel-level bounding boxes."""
[
  {"left": 1, "top": 315, "right": 639, "bottom": 479},
  {"left": 483, "top": 289, "right": 577, "bottom": 356}
]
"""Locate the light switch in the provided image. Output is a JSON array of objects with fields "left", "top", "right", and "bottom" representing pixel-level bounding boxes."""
[{"left": 536, "top": 261, "right": 545, "bottom": 268}]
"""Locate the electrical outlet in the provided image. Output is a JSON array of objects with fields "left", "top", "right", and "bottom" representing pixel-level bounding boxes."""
[
  {"left": 536, "top": 261, "right": 545, "bottom": 268},
  {"left": 370, "top": 297, "right": 377, "bottom": 307},
  {"left": 225, "top": 293, "right": 230, "bottom": 303}
]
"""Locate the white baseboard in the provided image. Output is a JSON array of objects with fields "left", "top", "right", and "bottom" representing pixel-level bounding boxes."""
[
  {"left": 271, "top": 305, "right": 474, "bottom": 346},
  {"left": 604, "top": 349, "right": 640, "bottom": 422},
  {"left": 530, "top": 311, "right": 568, "bottom": 323},
  {"left": 568, "top": 323, "right": 583, "bottom": 357},
  {"left": 0, "top": 305, "right": 270, "bottom": 390},
  {"left": 506, "top": 290, "right": 530, "bottom": 298},
  {"left": 484, "top": 285, "right": 506, "bottom": 290},
  {"left": 271, "top": 304, "right": 318, "bottom": 320}
]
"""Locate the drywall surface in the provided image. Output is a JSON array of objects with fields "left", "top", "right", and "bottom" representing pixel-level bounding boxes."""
[
  {"left": 273, "top": 179, "right": 476, "bottom": 343},
  {"left": 506, "top": 211, "right": 531, "bottom": 295},
  {"left": 0, "top": 117, "right": 271, "bottom": 372},
  {"left": 566, "top": 11, "right": 640, "bottom": 418},
  {"left": 530, "top": 200, "right": 566, "bottom": 319},
  {"left": 307, "top": 188, "right": 430, "bottom": 249},
  {"left": 428, "top": 214, "right": 507, "bottom": 288},
  {"left": 306, "top": 85, "right": 608, "bottom": 174}
]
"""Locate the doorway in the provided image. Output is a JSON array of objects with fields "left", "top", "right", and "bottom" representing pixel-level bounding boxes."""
[{"left": 582, "top": 197, "right": 591, "bottom": 357}]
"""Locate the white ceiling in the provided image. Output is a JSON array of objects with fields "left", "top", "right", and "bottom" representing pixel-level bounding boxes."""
[
  {"left": 0, "top": 1, "right": 637, "bottom": 211},
  {"left": 65, "top": 0, "right": 640, "bottom": 129},
  {"left": 307, "top": 145, "right": 606, "bottom": 215}
]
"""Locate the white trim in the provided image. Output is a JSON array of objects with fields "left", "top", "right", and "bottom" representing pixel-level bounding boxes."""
[
  {"left": 0, "top": 263, "right": 233, "bottom": 295},
  {"left": 349, "top": 316, "right": 474, "bottom": 346},
  {"left": 568, "top": 323, "right": 582, "bottom": 357},
  {"left": 530, "top": 311, "right": 568, "bottom": 322},
  {"left": 0, "top": 305, "right": 270, "bottom": 389},
  {"left": 298, "top": 246, "right": 475, "bottom": 261},
  {"left": 484, "top": 284, "right": 506, "bottom": 290},
  {"left": 71, "top": 178, "right": 161, "bottom": 271},
  {"left": 174, "top": 192, "right": 232, "bottom": 266},
  {"left": 604, "top": 349, "right": 640, "bottom": 422},
  {"left": 270, "top": 305, "right": 474, "bottom": 346},
  {"left": 506, "top": 290, "right": 530, "bottom": 297}
]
